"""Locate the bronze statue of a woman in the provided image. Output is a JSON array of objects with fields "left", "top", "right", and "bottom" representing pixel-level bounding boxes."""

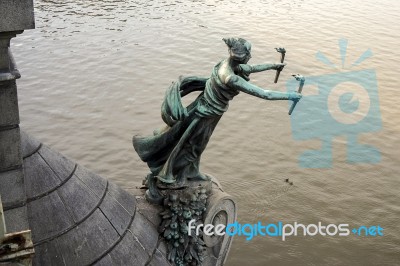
[{"left": 133, "top": 38, "right": 302, "bottom": 202}]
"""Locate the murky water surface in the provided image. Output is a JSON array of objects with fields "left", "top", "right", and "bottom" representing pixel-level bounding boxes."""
[{"left": 12, "top": 0, "right": 400, "bottom": 265}]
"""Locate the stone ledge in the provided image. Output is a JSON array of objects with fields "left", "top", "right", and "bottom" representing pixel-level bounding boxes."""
[
  {"left": 0, "top": 127, "right": 22, "bottom": 171},
  {"left": 0, "top": 80, "right": 19, "bottom": 126},
  {"left": 0, "top": 0, "right": 35, "bottom": 32}
]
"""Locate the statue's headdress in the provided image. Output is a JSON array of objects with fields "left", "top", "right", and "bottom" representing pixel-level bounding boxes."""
[{"left": 222, "top": 37, "right": 251, "bottom": 61}]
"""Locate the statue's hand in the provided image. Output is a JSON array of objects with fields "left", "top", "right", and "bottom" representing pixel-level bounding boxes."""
[
  {"left": 288, "top": 92, "right": 302, "bottom": 102},
  {"left": 274, "top": 63, "right": 286, "bottom": 71}
]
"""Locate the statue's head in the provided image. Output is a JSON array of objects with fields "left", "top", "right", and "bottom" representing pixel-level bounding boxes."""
[{"left": 223, "top": 37, "right": 252, "bottom": 63}]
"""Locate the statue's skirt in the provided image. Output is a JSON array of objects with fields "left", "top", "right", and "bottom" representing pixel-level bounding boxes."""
[{"left": 133, "top": 77, "right": 222, "bottom": 183}]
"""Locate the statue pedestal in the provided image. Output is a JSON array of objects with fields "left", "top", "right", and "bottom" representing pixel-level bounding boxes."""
[
  {"left": 140, "top": 175, "right": 236, "bottom": 266},
  {"left": 202, "top": 178, "right": 236, "bottom": 266}
]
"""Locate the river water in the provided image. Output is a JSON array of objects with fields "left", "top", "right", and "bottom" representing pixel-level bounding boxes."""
[{"left": 12, "top": 0, "right": 400, "bottom": 265}]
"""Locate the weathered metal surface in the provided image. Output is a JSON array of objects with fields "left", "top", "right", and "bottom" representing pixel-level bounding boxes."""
[
  {"left": 148, "top": 248, "right": 172, "bottom": 266},
  {"left": 128, "top": 212, "right": 159, "bottom": 254},
  {"left": 14, "top": 131, "right": 174, "bottom": 265},
  {"left": 38, "top": 145, "right": 75, "bottom": 182},
  {"left": 54, "top": 209, "right": 120, "bottom": 266},
  {"left": 2, "top": 127, "right": 237, "bottom": 265},
  {"left": 27, "top": 192, "right": 75, "bottom": 242},
  {"left": 98, "top": 191, "right": 132, "bottom": 236},
  {"left": 74, "top": 165, "right": 108, "bottom": 199},
  {"left": 107, "top": 182, "right": 137, "bottom": 216},
  {"left": 24, "top": 152, "right": 63, "bottom": 199},
  {"left": 32, "top": 240, "right": 65, "bottom": 266},
  {"left": 93, "top": 254, "right": 114, "bottom": 266},
  {"left": 106, "top": 229, "right": 150, "bottom": 266},
  {"left": 56, "top": 174, "right": 100, "bottom": 222},
  {"left": 134, "top": 196, "right": 162, "bottom": 228}
]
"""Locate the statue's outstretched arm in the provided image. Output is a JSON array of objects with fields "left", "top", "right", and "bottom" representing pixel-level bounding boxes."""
[
  {"left": 239, "top": 63, "right": 284, "bottom": 75},
  {"left": 225, "top": 74, "right": 299, "bottom": 101}
]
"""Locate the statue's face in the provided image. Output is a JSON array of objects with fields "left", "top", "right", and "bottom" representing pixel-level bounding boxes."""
[
  {"left": 242, "top": 53, "right": 251, "bottom": 64},
  {"left": 242, "top": 42, "right": 252, "bottom": 63},
  {"left": 230, "top": 41, "right": 252, "bottom": 63}
]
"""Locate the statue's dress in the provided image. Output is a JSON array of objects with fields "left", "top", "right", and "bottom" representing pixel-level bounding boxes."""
[{"left": 133, "top": 61, "right": 240, "bottom": 184}]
